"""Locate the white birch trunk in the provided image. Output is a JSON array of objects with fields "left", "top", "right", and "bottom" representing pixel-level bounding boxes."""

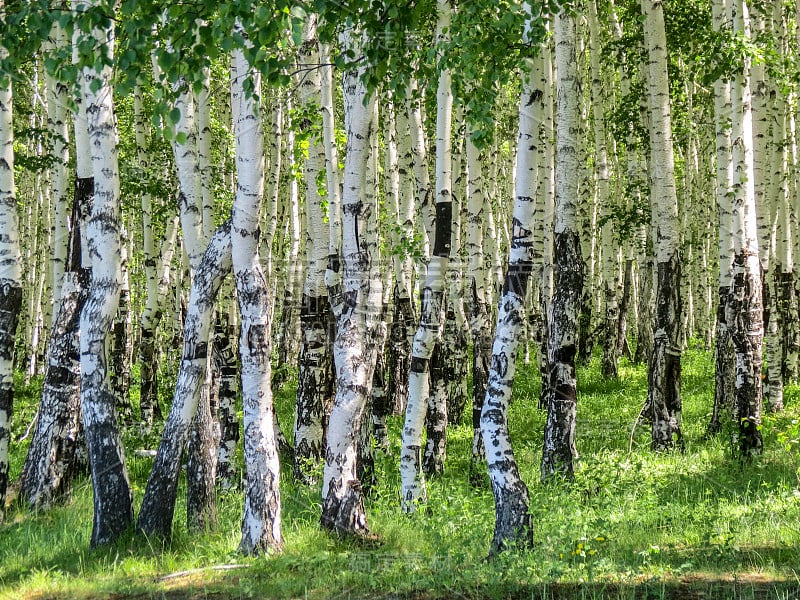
[
  {"left": 230, "top": 46, "right": 283, "bottom": 554},
  {"left": 541, "top": 6, "right": 584, "bottom": 480},
  {"left": 295, "top": 15, "right": 335, "bottom": 480},
  {"left": 77, "top": 2, "right": 133, "bottom": 544},
  {"left": 0, "top": 32, "right": 23, "bottom": 507},
  {"left": 480, "top": 3, "right": 541, "bottom": 556},
  {"left": 641, "top": 0, "right": 683, "bottom": 451},
  {"left": 400, "top": 0, "right": 453, "bottom": 510},
  {"left": 710, "top": 0, "right": 736, "bottom": 435},
  {"left": 320, "top": 28, "right": 379, "bottom": 536},
  {"left": 588, "top": 0, "right": 620, "bottom": 378},
  {"left": 728, "top": 0, "right": 764, "bottom": 457}
]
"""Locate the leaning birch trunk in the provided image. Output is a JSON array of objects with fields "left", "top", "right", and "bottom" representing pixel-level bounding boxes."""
[
  {"left": 294, "top": 15, "right": 335, "bottom": 480},
  {"left": 709, "top": 0, "right": 735, "bottom": 436},
  {"left": 641, "top": 0, "right": 683, "bottom": 451},
  {"left": 479, "top": 2, "right": 540, "bottom": 557},
  {"left": 77, "top": 3, "right": 134, "bottom": 544},
  {"left": 728, "top": 0, "right": 764, "bottom": 458},
  {"left": 230, "top": 46, "right": 283, "bottom": 554},
  {"left": 541, "top": 6, "right": 584, "bottom": 480},
  {"left": 400, "top": 0, "right": 453, "bottom": 510},
  {"left": 320, "top": 28, "right": 379, "bottom": 536},
  {"left": 0, "top": 40, "right": 23, "bottom": 509},
  {"left": 19, "top": 186, "right": 91, "bottom": 509},
  {"left": 136, "top": 222, "right": 232, "bottom": 539}
]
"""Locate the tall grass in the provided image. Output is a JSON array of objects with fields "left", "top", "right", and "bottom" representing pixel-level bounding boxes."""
[{"left": 2, "top": 347, "right": 800, "bottom": 599}]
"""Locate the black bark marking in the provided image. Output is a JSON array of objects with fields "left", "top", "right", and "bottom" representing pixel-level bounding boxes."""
[{"left": 433, "top": 201, "right": 452, "bottom": 258}]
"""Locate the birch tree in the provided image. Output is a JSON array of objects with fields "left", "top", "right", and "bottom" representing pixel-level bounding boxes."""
[
  {"left": 294, "top": 15, "right": 334, "bottom": 480},
  {"left": 320, "top": 27, "right": 380, "bottom": 536},
  {"left": 400, "top": 0, "right": 453, "bottom": 510},
  {"left": 728, "top": 0, "right": 763, "bottom": 457},
  {"left": 479, "top": 2, "right": 544, "bottom": 556},
  {"left": 541, "top": 4, "right": 584, "bottom": 479},
  {"left": 641, "top": 0, "right": 683, "bottom": 451},
  {"left": 76, "top": 0, "right": 134, "bottom": 545},
  {"left": 0, "top": 22, "right": 22, "bottom": 509}
]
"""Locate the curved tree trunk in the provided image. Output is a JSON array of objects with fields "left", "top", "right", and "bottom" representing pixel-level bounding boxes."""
[
  {"left": 480, "top": 3, "right": 543, "bottom": 556},
  {"left": 137, "top": 222, "right": 232, "bottom": 540},
  {"left": 19, "top": 181, "right": 91, "bottom": 509},
  {"left": 78, "top": 4, "right": 134, "bottom": 544}
]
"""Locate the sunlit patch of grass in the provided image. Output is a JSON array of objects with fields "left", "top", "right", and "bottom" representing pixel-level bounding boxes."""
[{"left": 2, "top": 348, "right": 800, "bottom": 599}]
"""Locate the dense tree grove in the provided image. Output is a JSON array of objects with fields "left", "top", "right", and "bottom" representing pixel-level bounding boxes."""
[{"left": 1, "top": 0, "right": 799, "bottom": 556}]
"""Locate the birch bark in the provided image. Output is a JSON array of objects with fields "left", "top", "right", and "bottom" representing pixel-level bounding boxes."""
[
  {"left": 641, "top": 0, "right": 683, "bottom": 451},
  {"left": 77, "top": 1, "right": 134, "bottom": 544},
  {"left": 320, "top": 28, "right": 379, "bottom": 536},
  {"left": 541, "top": 6, "right": 584, "bottom": 479}
]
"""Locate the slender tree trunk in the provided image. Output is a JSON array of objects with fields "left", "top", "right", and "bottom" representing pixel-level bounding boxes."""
[
  {"left": 465, "top": 129, "right": 490, "bottom": 485},
  {"left": 400, "top": 0, "right": 454, "bottom": 509},
  {"left": 77, "top": 3, "right": 134, "bottom": 544},
  {"left": 641, "top": 0, "right": 683, "bottom": 451},
  {"left": 386, "top": 99, "right": 415, "bottom": 418},
  {"left": 0, "top": 45, "right": 23, "bottom": 509},
  {"left": 728, "top": 0, "right": 764, "bottom": 458},
  {"left": 294, "top": 16, "right": 335, "bottom": 481},
  {"left": 709, "top": 0, "right": 736, "bottom": 436},
  {"left": 139, "top": 218, "right": 179, "bottom": 426},
  {"left": 541, "top": 6, "right": 584, "bottom": 480}
]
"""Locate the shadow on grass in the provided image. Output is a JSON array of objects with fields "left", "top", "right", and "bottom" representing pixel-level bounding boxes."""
[{"left": 26, "top": 577, "right": 800, "bottom": 600}]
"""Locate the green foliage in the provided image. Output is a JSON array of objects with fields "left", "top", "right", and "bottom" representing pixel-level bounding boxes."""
[{"left": 3, "top": 351, "right": 800, "bottom": 599}]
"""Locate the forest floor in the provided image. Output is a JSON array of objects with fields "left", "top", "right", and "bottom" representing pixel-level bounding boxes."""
[{"left": 2, "top": 345, "right": 800, "bottom": 600}]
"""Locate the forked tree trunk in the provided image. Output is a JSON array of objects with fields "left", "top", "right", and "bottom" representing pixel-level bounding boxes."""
[{"left": 137, "top": 222, "right": 232, "bottom": 539}]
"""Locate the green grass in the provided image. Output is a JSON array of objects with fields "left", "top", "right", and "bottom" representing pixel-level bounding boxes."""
[{"left": 3, "top": 347, "right": 800, "bottom": 599}]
